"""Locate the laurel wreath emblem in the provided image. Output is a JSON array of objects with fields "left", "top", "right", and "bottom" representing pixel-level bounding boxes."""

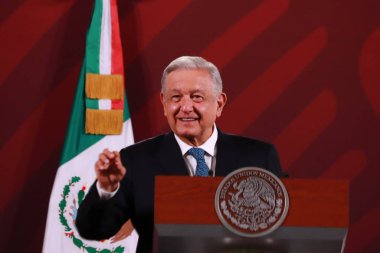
[
  {"left": 220, "top": 177, "right": 282, "bottom": 231},
  {"left": 59, "top": 176, "right": 125, "bottom": 253}
]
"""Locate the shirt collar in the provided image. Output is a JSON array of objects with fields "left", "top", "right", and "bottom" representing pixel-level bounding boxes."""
[{"left": 174, "top": 125, "right": 218, "bottom": 156}]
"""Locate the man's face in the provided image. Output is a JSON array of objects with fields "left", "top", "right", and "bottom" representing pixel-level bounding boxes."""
[{"left": 160, "top": 69, "right": 227, "bottom": 146}]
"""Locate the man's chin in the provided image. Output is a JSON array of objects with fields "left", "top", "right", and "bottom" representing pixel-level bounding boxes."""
[
  {"left": 176, "top": 131, "right": 196, "bottom": 139},
  {"left": 174, "top": 130, "right": 198, "bottom": 141}
]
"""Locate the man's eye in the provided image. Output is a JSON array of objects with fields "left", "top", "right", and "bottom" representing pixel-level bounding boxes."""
[
  {"left": 192, "top": 95, "right": 204, "bottom": 102},
  {"left": 171, "top": 95, "right": 181, "bottom": 101}
]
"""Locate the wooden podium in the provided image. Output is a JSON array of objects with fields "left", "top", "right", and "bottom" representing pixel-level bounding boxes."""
[{"left": 154, "top": 176, "right": 349, "bottom": 253}]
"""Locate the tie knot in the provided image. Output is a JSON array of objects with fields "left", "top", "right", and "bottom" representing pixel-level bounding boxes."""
[{"left": 188, "top": 147, "right": 206, "bottom": 161}]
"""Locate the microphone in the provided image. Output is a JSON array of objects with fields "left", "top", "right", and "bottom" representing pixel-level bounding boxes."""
[{"left": 208, "top": 169, "right": 214, "bottom": 177}]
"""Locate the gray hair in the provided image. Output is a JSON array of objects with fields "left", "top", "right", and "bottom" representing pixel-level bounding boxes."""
[{"left": 161, "top": 56, "right": 223, "bottom": 94}]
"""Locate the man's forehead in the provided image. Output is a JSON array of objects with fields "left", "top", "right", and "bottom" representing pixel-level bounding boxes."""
[{"left": 167, "top": 71, "right": 212, "bottom": 86}]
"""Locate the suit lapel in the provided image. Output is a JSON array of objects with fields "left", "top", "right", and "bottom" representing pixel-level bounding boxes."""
[
  {"left": 215, "top": 130, "right": 234, "bottom": 176},
  {"left": 156, "top": 132, "right": 189, "bottom": 176}
]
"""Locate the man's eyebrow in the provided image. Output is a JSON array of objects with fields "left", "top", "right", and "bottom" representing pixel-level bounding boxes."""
[{"left": 166, "top": 88, "right": 205, "bottom": 94}]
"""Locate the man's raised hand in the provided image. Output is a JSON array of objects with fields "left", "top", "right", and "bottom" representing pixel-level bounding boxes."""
[{"left": 95, "top": 149, "right": 126, "bottom": 192}]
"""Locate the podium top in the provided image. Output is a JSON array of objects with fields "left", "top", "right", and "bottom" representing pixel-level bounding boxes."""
[{"left": 155, "top": 176, "right": 349, "bottom": 228}]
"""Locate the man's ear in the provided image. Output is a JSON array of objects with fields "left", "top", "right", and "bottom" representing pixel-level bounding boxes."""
[
  {"left": 216, "top": 92, "right": 227, "bottom": 117},
  {"left": 160, "top": 92, "right": 167, "bottom": 116}
]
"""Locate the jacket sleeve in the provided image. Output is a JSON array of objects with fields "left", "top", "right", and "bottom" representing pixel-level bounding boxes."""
[{"left": 76, "top": 177, "right": 132, "bottom": 240}]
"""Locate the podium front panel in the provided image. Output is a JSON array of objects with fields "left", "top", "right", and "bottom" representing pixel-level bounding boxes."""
[{"left": 154, "top": 176, "right": 348, "bottom": 253}]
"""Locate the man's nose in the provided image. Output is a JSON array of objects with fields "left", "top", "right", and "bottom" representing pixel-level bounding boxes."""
[{"left": 180, "top": 97, "right": 194, "bottom": 112}]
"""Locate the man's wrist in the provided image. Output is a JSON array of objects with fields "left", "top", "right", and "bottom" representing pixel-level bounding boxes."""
[
  {"left": 100, "top": 182, "right": 119, "bottom": 192},
  {"left": 96, "top": 181, "right": 120, "bottom": 199}
]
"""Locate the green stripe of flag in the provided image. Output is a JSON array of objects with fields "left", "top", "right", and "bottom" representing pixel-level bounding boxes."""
[
  {"left": 85, "top": 98, "right": 100, "bottom": 109},
  {"left": 86, "top": 0, "right": 102, "bottom": 74},
  {"left": 60, "top": 62, "right": 103, "bottom": 165}
]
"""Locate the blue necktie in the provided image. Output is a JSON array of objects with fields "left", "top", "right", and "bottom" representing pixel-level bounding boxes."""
[{"left": 188, "top": 147, "right": 209, "bottom": 176}]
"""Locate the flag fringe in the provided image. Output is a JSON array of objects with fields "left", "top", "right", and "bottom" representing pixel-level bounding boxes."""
[
  {"left": 86, "top": 73, "right": 123, "bottom": 99},
  {"left": 86, "top": 109, "right": 123, "bottom": 134}
]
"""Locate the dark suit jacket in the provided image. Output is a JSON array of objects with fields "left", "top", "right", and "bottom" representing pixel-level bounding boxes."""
[{"left": 76, "top": 130, "right": 282, "bottom": 253}]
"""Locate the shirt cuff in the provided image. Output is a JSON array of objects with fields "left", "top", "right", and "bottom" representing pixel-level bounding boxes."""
[{"left": 96, "top": 181, "right": 120, "bottom": 200}]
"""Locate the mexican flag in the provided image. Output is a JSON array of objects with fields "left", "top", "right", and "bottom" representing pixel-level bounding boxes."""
[{"left": 42, "top": 0, "right": 138, "bottom": 252}]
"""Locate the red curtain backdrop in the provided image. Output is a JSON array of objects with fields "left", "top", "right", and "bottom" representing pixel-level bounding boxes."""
[{"left": 0, "top": 0, "right": 379, "bottom": 252}]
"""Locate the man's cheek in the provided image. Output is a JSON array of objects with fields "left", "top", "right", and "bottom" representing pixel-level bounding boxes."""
[
  {"left": 171, "top": 104, "right": 181, "bottom": 115},
  {"left": 193, "top": 105, "right": 206, "bottom": 115}
]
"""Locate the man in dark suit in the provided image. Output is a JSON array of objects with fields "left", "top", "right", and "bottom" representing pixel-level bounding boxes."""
[{"left": 76, "top": 56, "right": 282, "bottom": 253}]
